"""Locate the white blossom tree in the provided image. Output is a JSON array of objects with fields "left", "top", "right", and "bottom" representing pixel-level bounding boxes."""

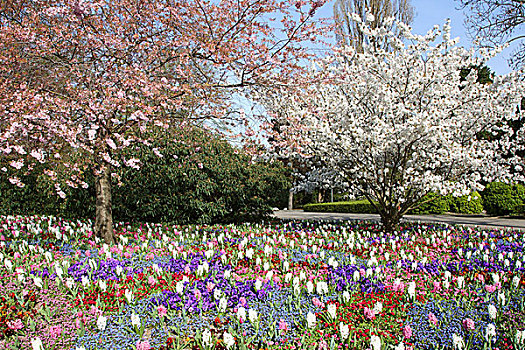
[{"left": 261, "top": 16, "right": 524, "bottom": 231}]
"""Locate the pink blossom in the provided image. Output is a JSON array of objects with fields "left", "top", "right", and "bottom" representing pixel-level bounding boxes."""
[
  {"left": 136, "top": 340, "right": 151, "bottom": 350},
  {"left": 364, "top": 307, "right": 375, "bottom": 320},
  {"left": 428, "top": 312, "right": 438, "bottom": 326},
  {"left": 157, "top": 305, "right": 168, "bottom": 317},
  {"left": 278, "top": 319, "right": 289, "bottom": 332},
  {"left": 432, "top": 281, "right": 441, "bottom": 292},
  {"left": 485, "top": 284, "right": 496, "bottom": 293},
  {"left": 7, "top": 319, "right": 23, "bottom": 330},
  {"left": 403, "top": 325, "right": 412, "bottom": 339},
  {"left": 239, "top": 297, "right": 247, "bottom": 307},
  {"left": 50, "top": 325, "right": 62, "bottom": 339},
  {"left": 206, "top": 281, "right": 216, "bottom": 292},
  {"left": 148, "top": 275, "right": 156, "bottom": 286},
  {"left": 462, "top": 318, "right": 475, "bottom": 331},
  {"left": 312, "top": 297, "right": 325, "bottom": 308}
]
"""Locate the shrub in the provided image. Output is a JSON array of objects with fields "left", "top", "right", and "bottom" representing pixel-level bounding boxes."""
[
  {"left": 481, "top": 182, "right": 525, "bottom": 215},
  {"left": 303, "top": 200, "right": 378, "bottom": 213},
  {"left": 449, "top": 191, "right": 484, "bottom": 214},
  {"left": 408, "top": 193, "right": 450, "bottom": 215},
  {"left": 0, "top": 127, "right": 291, "bottom": 224}
]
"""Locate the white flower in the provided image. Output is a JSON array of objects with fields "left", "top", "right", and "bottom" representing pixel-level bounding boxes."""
[
  {"left": 307, "top": 311, "right": 316, "bottom": 329},
  {"left": 202, "top": 329, "right": 212, "bottom": 346},
  {"left": 97, "top": 315, "right": 107, "bottom": 331},
  {"left": 485, "top": 323, "right": 496, "bottom": 343},
  {"left": 327, "top": 303, "right": 337, "bottom": 319},
  {"left": 176, "top": 281, "right": 184, "bottom": 294},
  {"left": 488, "top": 304, "right": 497, "bottom": 320},
  {"left": 452, "top": 333, "right": 465, "bottom": 350},
  {"left": 125, "top": 289, "right": 133, "bottom": 303},
  {"left": 395, "top": 343, "right": 405, "bottom": 350},
  {"left": 33, "top": 277, "right": 43, "bottom": 288},
  {"left": 237, "top": 306, "right": 246, "bottom": 322},
  {"left": 131, "top": 313, "right": 140, "bottom": 327},
  {"left": 497, "top": 291, "right": 506, "bottom": 306},
  {"left": 316, "top": 281, "right": 328, "bottom": 295},
  {"left": 218, "top": 297, "right": 228, "bottom": 312},
  {"left": 370, "top": 335, "right": 381, "bottom": 350},
  {"left": 512, "top": 275, "right": 521, "bottom": 288},
  {"left": 339, "top": 322, "right": 349, "bottom": 340},
  {"left": 515, "top": 329, "right": 525, "bottom": 345},
  {"left": 66, "top": 277, "right": 75, "bottom": 289},
  {"left": 248, "top": 308, "right": 258, "bottom": 323},
  {"left": 254, "top": 279, "right": 263, "bottom": 291},
  {"left": 353, "top": 270, "right": 360, "bottom": 282},
  {"left": 407, "top": 281, "right": 416, "bottom": 299},
  {"left": 76, "top": 346, "right": 86, "bottom": 350},
  {"left": 223, "top": 331, "right": 235, "bottom": 348},
  {"left": 342, "top": 291, "right": 350, "bottom": 303},
  {"left": 306, "top": 280, "right": 314, "bottom": 294},
  {"left": 456, "top": 276, "right": 465, "bottom": 289},
  {"left": 4, "top": 259, "right": 13, "bottom": 271},
  {"left": 81, "top": 276, "right": 90, "bottom": 288},
  {"left": 31, "top": 337, "right": 44, "bottom": 350},
  {"left": 373, "top": 302, "right": 383, "bottom": 314}
]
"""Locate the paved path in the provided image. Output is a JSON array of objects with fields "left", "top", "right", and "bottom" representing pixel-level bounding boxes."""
[{"left": 273, "top": 210, "right": 525, "bottom": 231}]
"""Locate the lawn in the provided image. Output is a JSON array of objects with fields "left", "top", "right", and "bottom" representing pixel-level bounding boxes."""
[{"left": 0, "top": 215, "right": 524, "bottom": 350}]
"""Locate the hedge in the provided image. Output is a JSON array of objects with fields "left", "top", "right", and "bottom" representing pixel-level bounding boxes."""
[{"left": 303, "top": 200, "right": 378, "bottom": 213}]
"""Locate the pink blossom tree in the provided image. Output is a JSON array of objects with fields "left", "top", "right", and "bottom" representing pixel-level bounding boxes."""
[{"left": 0, "top": 0, "right": 328, "bottom": 243}]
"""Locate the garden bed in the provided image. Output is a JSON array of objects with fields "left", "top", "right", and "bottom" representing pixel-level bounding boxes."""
[{"left": 0, "top": 215, "right": 524, "bottom": 349}]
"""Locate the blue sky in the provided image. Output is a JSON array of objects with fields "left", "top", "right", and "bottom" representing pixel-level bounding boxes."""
[{"left": 316, "top": 0, "right": 517, "bottom": 75}]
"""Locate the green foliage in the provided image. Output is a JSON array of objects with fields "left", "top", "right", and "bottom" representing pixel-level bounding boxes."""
[
  {"left": 449, "top": 191, "right": 484, "bottom": 214},
  {"left": 0, "top": 127, "right": 291, "bottom": 224},
  {"left": 303, "top": 200, "right": 378, "bottom": 213},
  {"left": 408, "top": 192, "right": 450, "bottom": 215},
  {"left": 481, "top": 182, "right": 525, "bottom": 215}
]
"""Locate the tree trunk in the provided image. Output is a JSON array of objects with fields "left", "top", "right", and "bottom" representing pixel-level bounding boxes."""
[
  {"left": 379, "top": 210, "right": 401, "bottom": 233},
  {"left": 95, "top": 167, "right": 115, "bottom": 244},
  {"left": 288, "top": 191, "right": 294, "bottom": 210}
]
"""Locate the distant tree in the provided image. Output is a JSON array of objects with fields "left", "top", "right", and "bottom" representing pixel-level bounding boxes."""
[
  {"left": 457, "top": 0, "right": 525, "bottom": 69},
  {"left": 333, "top": 0, "right": 414, "bottom": 51}
]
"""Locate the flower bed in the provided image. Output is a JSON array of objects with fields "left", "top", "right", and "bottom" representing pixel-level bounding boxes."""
[{"left": 0, "top": 215, "right": 524, "bottom": 350}]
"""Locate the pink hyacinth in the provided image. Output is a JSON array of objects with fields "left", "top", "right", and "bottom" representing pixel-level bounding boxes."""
[
  {"left": 364, "top": 307, "right": 375, "bottom": 320},
  {"left": 403, "top": 325, "right": 412, "bottom": 339},
  {"left": 278, "top": 319, "right": 289, "bottom": 332},
  {"left": 136, "top": 340, "right": 151, "bottom": 350},
  {"left": 312, "top": 297, "right": 325, "bottom": 308},
  {"left": 239, "top": 297, "right": 247, "bottom": 307},
  {"left": 148, "top": 275, "right": 156, "bottom": 286},
  {"left": 462, "top": 318, "right": 475, "bottom": 331},
  {"left": 50, "top": 325, "right": 62, "bottom": 339},
  {"left": 428, "top": 312, "right": 438, "bottom": 326},
  {"left": 7, "top": 319, "right": 23, "bottom": 330},
  {"left": 485, "top": 284, "right": 496, "bottom": 293},
  {"left": 157, "top": 305, "right": 168, "bottom": 317}
]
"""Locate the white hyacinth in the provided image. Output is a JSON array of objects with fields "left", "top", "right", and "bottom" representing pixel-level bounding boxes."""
[
  {"left": 342, "top": 290, "right": 350, "bottom": 303},
  {"left": 339, "top": 322, "right": 349, "bottom": 340},
  {"left": 248, "top": 308, "right": 258, "bottom": 323},
  {"left": 485, "top": 323, "right": 496, "bottom": 343},
  {"left": 307, "top": 311, "right": 316, "bottom": 329},
  {"left": 306, "top": 281, "right": 314, "bottom": 294},
  {"left": 97, "top": 315, "right": 107, "bottom": 331},
  {"left": 452, "top": 333, "right": 465, "bottom": 350},
  {"left": 327, "top": 303, "right": 337, "bottom": 319},
  {"left": 488, "top": 304, "right": 497, "bottom": 320},
  {"left": 223, "top": 331, "right": 235, "bottom": 348},
  {"left": 202, "top": 329, "right": 212, "bottom": 346},
  {"left": 370, "top": 335, "right": 381, "bottom": 350},
  {"left": 31, "top": 337, "right": 44, "bottom": 350},
  {"left": 237, "top": 306, "right": 246, "bottom": 322},
  {"left": 131, "top": 313, "right": 140, "bottom": 326},
  {"left": 218, "top": 297, "right": 228, "bottom": 312}
]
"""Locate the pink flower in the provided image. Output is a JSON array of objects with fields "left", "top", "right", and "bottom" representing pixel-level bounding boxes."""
[
  {"left": 206, "top": 281, "right": 216, "bottom": 292},
  {"left": 318, "top": 339, "right": 328, "bottom": 350},
  {"left": 485, "top": 284, "right": 496, "bottom": 293},
  {"left": 278, "top": 319, "right": 289, "bottom": 332},
  {"left": 432, "top": 281, "right": 441, "bottom": 292},
  {"left": 359, "top": 269, "right": 366, "bottom": 277},
  {"left": 462, "top": 318, "right": 475, "bottom": 331},
  {"left": 403, "top": 325, "right": 412, "bottom": 339},
  {"left": 13, "top": 252, "right": 20, "bottom": 259},
  {"left": 239, "top": 297, "right": 247, "bottom": 307},
  {"left": 148, "top": 275, "right": 156, "bottom": 286},
  {"left": 157, "top": 305, "right": 168, "bottom": 317},
  {"left": 364, "top": 307, "right": 375, "bottom": 320},
  {"left": 50, "top": 325, "right": 62, "bottom": 339},
  {"left": 312, "top": 297, "right": 325, "bottom": 308},
  {"left": 7, "top": 319, "right": 23, "bottom": 330},
  {"left": 136, "top": 340, "right": 151, "bottom": 350},
  {"left": 428, "top": 312, "right": 438, "bottom": 326}
]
